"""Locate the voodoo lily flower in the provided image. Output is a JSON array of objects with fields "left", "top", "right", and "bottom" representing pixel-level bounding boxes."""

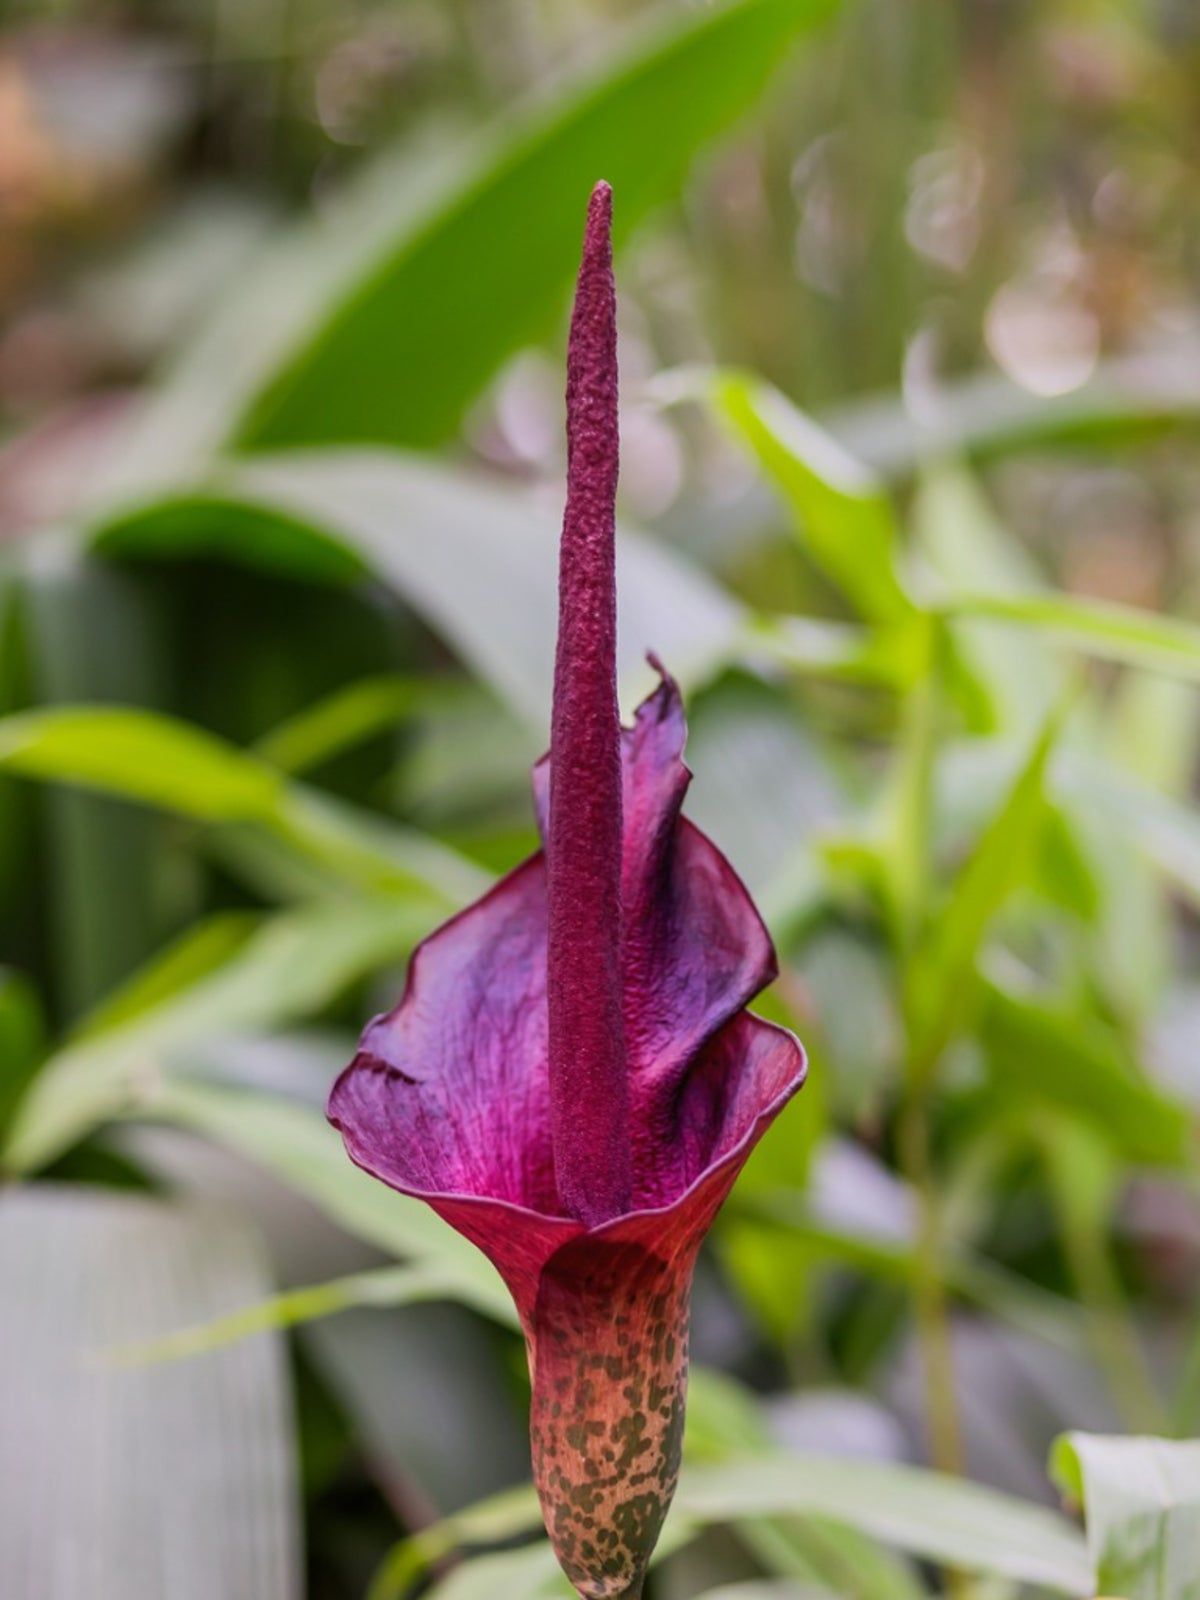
[{"left": 328, "top": 182, "right": 806, "bottom": 1600}]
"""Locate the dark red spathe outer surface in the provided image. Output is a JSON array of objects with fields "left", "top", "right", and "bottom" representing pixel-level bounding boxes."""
[{"left": 328, "top": 675, "right": 805, "bottom": 1597}]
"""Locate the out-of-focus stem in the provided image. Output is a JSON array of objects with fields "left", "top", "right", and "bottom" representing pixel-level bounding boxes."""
[
  {"left": 897, "top": 1087, "right": 973, "bottom": 1600},
  {"left": 1056, "top": 1183, "right": 1166, "bottom": 1434},
  {"left": 897, "top": 1091, "right": 963, "bottom": 1478}
]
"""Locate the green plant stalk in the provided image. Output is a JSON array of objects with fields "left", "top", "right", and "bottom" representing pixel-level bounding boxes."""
[
  {"left": 1051, "top": 1168, "right": 1167, "bottom": 1435},
  {"left": 888, "top": 618, "right": 974, "bottom": 1600},
  {"left": 896, "top": 1086, "right": 972, "bottom": 1600},
  {"left": 896, "top": 1089, "right": 964, "bottom": 1480}
]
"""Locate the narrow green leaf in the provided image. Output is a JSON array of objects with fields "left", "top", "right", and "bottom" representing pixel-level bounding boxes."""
[
  {"left": 716, "top": 373, "right": 914, "bottom": 622},
  {"left": 980, "top": 981, "right": 1192, "bottom": 1169},
  {"left": 72, "top": 914, "right": 258, "bottom": 1041},
  {"left": 743, "top": 614, "right": 924, "bottom": 688},
  {"left": 108, "top": 1263, "right": 459, "bottom": 1365},
  {"left": 0, "top": 705, "right": 286, "bottom": 821},
  {"left": 905, "top": 696, "right": 1067, "bottom": 1077},
  {"left": 1050, "top": 1432, "right": 1200, "bottom": 1600},
  {"left": 254, "top": 674, "right": 440, "bottom": 775},
  {"left": 147, "top": 1078, "right": 516, "bottom": 1327},
  {"left": 913, "top": 462, "right": 1059, "bottom": 735}
]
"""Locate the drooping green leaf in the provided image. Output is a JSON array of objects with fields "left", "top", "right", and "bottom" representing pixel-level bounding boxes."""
[
  {"left": 1, "top": 899, "right": 433, "bottom": 1175},
  {"left": 93, "top": 0, "right": 838, "bottom": 489},
  {"left": 254, "top": 674, "right": 443, "bottom": 775},
  {"left": 0, "top": 702, "right": 485, "bottom": 904},
  {"left": 1051, "top": 1432, "right": 1200, "bottom": 1600},
  {"left": 0, "top": 704, "right": 285, "bottom": 820},
  {"left": 389, "top": 1445, "right": 1090, "bottom": 1596}
]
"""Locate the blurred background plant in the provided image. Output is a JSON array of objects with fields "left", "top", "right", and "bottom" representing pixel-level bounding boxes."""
[{"left": 2, "top": 1, "right": 1200, "bottom": 1597}]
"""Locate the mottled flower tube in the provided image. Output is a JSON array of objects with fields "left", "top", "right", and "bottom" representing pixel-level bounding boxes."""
[{"left": 328, "top": 182, "right": 806, "bottom": 1600}]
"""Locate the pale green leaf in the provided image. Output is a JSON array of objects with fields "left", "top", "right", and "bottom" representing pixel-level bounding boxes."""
[
  {"left": 1051, "top": 1432, "right": 1200, "bottom": 1600},
  {"left": 0, "top": 1187, "right": 300, "bottom": 1599},
  {"left": 95, "top": 453, "right": 744, "bottom": 725},
  {"left": 938, "top": 592, "right": 1200, "bottom": 683},
  {"left": 675, "top": 1453, "right": 1090, "bottom": 1592}
]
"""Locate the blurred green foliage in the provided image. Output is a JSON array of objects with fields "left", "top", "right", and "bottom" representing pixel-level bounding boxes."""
[{"left": 2, "top": 1, "right": 1200, "bottom": 1597}]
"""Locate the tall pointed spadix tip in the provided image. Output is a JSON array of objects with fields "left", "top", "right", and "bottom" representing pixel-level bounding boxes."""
[{"left": 547, "top": 180, "right": 630, "bottom": 1228}]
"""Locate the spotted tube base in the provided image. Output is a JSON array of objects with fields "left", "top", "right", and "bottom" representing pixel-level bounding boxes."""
[{"left": 527, "top": 1233, "right": 694, "bottom": 1600}]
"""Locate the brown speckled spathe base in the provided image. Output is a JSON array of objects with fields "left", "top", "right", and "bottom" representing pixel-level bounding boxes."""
[{"left": 528, "top": 1234, "right": 694, "bottom": 1600}]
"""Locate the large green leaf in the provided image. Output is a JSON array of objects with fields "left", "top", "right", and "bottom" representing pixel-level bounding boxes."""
[
  {"left": 94, "top": 0, "right": 837, "bottom": 487},
  {"left": 93, "top": 452, "right": 744, "bottom": 725},
  {"left": 233, "top": 0, "right": 837, "bottom": 451},
  {"left": 1051, "top": 1432, "right": 1200, "bottom": 1600}
]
